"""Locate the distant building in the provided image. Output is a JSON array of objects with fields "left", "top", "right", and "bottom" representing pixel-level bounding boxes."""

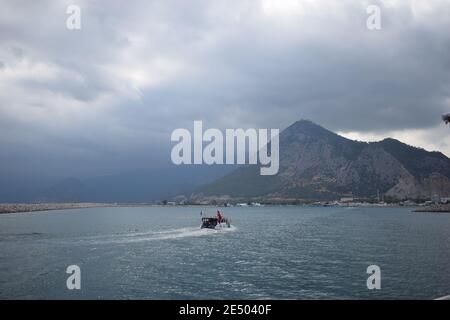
[
  {"left": 236, "top": 203, "right": 248, "bottom": 207},
  {"left": 431, "top": 194, "right": 440, "bottom": 204},
  {"left": 441, "top": 197, "right": 450, "bottom": 204},
  {"left": 340, "top": 197, "right": 354, "bottom": 203}
]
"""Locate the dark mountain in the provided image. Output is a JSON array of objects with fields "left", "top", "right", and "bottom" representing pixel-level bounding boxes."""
[
  {"left": 0, "top": 175, "right": 55, "bottom": 203},
  {"left": 35, "top": 165, "right": 235, "bottom": 203},
  {"left": 3, "top": 120, "right": 448, "bottom": 203},
  {"left": 374, "top": 138, "right": 450, "bottom": 180},
  {"left": 193, "top": 120, "right": 450, "bottom": 201},
  {"left": 41, "top": 177, "right": 88, "bottom": 202}
]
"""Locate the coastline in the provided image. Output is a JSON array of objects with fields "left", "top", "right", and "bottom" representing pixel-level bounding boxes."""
[
  {"left": 0, "top": 203, "right": 117, "bottom": 214},
  {"left": 1, "top": 201, "right": 446, "bottom": 215},
  {"left": 414, "top": 204, "right": 450, "bottom": 213},
  {"left": 0, "top": 201, "right": 414, "bottom": 215},
  {"left": 0, "top": 203, "right": 226, "bottom": 214}
]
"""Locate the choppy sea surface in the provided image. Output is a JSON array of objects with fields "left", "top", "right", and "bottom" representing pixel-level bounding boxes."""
[{"left": 0, "top": 206, "right": 449, "bottom": 299}]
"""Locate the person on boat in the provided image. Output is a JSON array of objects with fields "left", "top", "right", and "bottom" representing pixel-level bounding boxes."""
[{"left": 216, "top": 210, "right": 222, "bottom": 223}]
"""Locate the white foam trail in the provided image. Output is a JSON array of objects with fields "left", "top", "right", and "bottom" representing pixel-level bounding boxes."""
[{"left": 79, "top": 225, "right": 237, "bottom": 245}]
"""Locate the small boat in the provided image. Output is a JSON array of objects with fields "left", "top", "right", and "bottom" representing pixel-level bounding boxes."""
[{"left": 201, "top": 216, "right": 231, "bottom": 229}]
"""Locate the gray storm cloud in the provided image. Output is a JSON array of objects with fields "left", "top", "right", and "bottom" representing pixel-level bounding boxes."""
[{"left": 0, "top": 0, "right": 449, "bottom": 181}]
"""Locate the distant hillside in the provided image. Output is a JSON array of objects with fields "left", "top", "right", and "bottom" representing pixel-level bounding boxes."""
[
  {"left": 35, "top": 165, "right": 235, "bottom": 203},
  {"left": 4, "top": 120, "right": 448, "bottom": 204},
  {"left": 193, "top": 120, "right": 450, "bottom": 201}
]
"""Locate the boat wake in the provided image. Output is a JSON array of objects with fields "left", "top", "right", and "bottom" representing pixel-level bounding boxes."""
[{"left": 78, "top": 225, "right": 237, "bottom": 245}]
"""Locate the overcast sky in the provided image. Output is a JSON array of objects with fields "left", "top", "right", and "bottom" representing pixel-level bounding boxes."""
[{"left": 1, "top": 0, "right": 449, "bottom": 181}]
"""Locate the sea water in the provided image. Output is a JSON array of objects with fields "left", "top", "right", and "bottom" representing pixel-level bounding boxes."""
[{"left": 0, "top": 206, "right": 449, "bottom": 299}]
